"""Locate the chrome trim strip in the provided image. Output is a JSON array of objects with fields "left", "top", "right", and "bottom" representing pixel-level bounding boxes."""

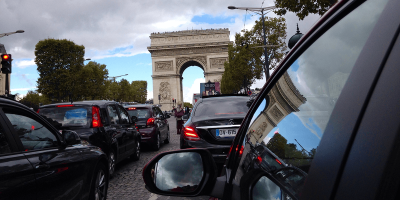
[{"left": 196, "top": 125, "right": 241, "bottom": 129}]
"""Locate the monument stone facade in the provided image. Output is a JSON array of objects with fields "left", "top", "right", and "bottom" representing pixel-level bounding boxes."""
[{"left": 148, "top": 28, "right": 230, "bottom": 111}]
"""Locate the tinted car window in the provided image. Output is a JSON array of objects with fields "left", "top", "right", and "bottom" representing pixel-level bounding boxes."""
[
  {"left": 5, "top": 108, "right": 58, "bottom": 151},
  {"left": 107, "top": 105, "right": 120, "bottom": 124},
  {"left": 117, "top": 106, "right": 129, "bottom": 124},
  {"left": 0, "top": 126, "right": 11, "bottom": 154},
  {"left": 39, "top": 106, "right": 90, "bottom": 128},
  {"left": 127, "top": 108, "right": 151, "bottom": 120},
  {"left": 194, "top": 97, "right": 249, "bottom": 118},
  {"left": 235, "top": 0, "right": 389, "bottom": 197}
]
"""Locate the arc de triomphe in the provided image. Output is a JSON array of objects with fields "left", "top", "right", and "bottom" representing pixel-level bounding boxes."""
[{"left": 148, "top": 28, "right": 230, "bottom": 111}]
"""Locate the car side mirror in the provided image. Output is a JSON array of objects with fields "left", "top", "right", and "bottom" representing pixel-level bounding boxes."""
[
  {"left": 131, "top": 116, "right": 138, "bottom": 123},
  {"left": 239, "top": 167, "right": 307, "bottom": 200},
  {"left": 62, "top": 130, "right": 81, "bottom": 146},
  {"left": 143, "top": 149, "right": 219, "bottom": 197}
]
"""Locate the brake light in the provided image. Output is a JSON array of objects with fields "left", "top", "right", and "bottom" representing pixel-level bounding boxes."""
[
  {"left": 56, "top": 105, "right": 74, "bottom": 107},
  {"left": 128, "top": 107, "right": 136, "bottom": 110},
  {"left": 36, "top": 109, "right": 40, "bottom": 114},
  {"left": 257, "top": 156, "right": 262, "bottom": 164},
  {"left": 92, "top": 106, "right": 103, "bottom": 128},
  {"left": 275, "top": 159, "right": 282, "bottom": 165},
  {"left": 183, "top": 126, "right": 200, "bottom": 141},
  {"left": 239, "top": 145, "right": 244, "bottom": 155},
  {"left": 147, "top": 118, "right": 155, "bottom": 126}
]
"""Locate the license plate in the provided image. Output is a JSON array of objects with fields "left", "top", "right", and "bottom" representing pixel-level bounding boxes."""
[{"left": 216, "top": 129, "right": 238, "bottom": 137}]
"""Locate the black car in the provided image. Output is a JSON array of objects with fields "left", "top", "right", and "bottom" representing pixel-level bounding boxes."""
[
  {"left": 0, "top": 97, "right": 109, "bottom": 200},
  {"left": 38, "top": 100, "right": 141, "bottom": 177},
  {"left": 142, "top": 0, "right": 400, "bottom": 199},
  {"left": 180, "top": 95, "right": 249, "bottom": 169},
  {"left": 124, "top": 104, "right": 170, "bottom": 150}
]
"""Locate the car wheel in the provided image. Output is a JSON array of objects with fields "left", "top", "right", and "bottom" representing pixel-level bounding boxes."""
[
  {"left": 153, "top": 133, "right": 160, "bottom": 151},
  {"left": 164, "top": 129, "right": 170, "bottom": 144},
  {"left": 131, "top": 140, "right": 140, "bottom": 161},
  {"left": 108, "top": 150, "right": 116, "bottom": 178},
  {"left": 89, "top": 162, "right": 108, "bottom": 200}
]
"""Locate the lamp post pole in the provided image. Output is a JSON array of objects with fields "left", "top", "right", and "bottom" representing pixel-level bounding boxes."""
[{"left": 228, "top": 6, "right": 275, "bottom": 80}]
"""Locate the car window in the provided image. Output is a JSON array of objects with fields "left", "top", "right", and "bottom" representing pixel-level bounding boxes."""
[
  {"left": 194, "top": 97, "right": 249, "bottom": 118},
  {"left": 0, "top": 125, "right": 11, "bottom": 154},
  {"left": 235, "top": 0, "right": 389, "bottom": 198},
  {"left": 39, "top": 106, "right": 90, "bottom": 128},
  {"left": 4, "top": 108, "right": 58, "bottom": 151},
  {"left": 127, "top": 108, "right": 151, "bottom": 120},
  {"left": 117, "top": 106, "right": 130, "bottom": 124},
  {"left": 107, "top": 105, "right": 120, "bottom": 124}
]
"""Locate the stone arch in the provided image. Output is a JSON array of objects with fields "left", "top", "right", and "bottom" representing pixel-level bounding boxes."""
[{"left": 148, "top": 28, "right": 231, "bottom": 111}]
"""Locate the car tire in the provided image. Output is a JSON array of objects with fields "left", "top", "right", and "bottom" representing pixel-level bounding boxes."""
[
  {"left": 89, "top": 162, "right": 108, "bottom": 200},
  {"left": 153, "top": 133, "right": 160, "bottom": 151},
  {"left": 108, "top": 149, "right": 116, "bottom": 178},
  {"left": 164, "top": 129, "right": 170, "bottom": 144},
  {"left": 130, "top": 140, "right": 140, "bottom": 161}
]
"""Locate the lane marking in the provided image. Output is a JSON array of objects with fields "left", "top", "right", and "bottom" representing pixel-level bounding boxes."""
[{"left": 148, "top": 193, "right": 159, "bottom": 200}]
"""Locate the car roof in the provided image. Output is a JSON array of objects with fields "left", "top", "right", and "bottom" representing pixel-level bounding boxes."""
[
  {"left": 0, "top": 96, "right": 32, "bottom": 110},
  {"left": 39, "top": 100, "right": 118, "bottom": 108},
  {"left": 124, "top": 104, "right": 155, "bottom": 108}
]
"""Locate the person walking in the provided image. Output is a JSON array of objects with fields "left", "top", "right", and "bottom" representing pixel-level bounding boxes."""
[{"left": 174, "top": 102, "right": 184, "bottom": 134}]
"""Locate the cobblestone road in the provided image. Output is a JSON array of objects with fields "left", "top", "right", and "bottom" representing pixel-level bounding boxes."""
[{"left": 107, "top": 117, "right": 210, "bottom": 200}]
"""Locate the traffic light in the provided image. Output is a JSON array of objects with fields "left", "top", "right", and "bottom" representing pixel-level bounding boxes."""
[{"left": 1, "top": 54, "right": 12, "bottom": 74}]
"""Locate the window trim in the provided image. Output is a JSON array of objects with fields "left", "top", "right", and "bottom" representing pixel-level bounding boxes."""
[{"left": 0, "top": 105, "right": 62, "bottom": 152}]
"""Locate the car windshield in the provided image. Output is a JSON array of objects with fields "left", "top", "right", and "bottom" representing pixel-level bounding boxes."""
[
  {"left": 194, "top": 97, "right": 249, "bottom": 118},
  {"left": 127, "top": 108, "right": 151, "bottom": 120},
  {"left": 39, "top": 106, "right": 91, "bottom": 128}
]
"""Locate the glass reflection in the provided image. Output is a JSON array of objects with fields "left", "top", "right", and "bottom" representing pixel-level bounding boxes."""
[
  {"left": 153, "top": 152, "right": 203, "bottom": 193},
  {"left": 253, "top": 176, "right": 288, "bottom": 200}
]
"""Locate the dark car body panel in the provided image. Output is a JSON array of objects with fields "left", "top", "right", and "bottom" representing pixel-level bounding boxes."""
[
  {"left": 39, "top": 101, "right": 140, "bottom": 164},
  {"left": 0, "top": 97, "right": 108, "bottom": 200}
]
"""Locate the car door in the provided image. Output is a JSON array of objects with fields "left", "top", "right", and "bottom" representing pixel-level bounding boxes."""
[
  {"left": 116, "top": 105, "right": 136, "bottom": 156},
  {"left": 153, "top": 107, "right": 165, "bottom": 140},
  {"left": 0, "top": 107, "right": 37, "bottom": 200},
  {"left": 155, "top": 107, "right": 168, "bottom": 140},
  {"left": 106, "top": 104, "right": 125, "bottom": 157},
  {"left": 1, "top": 105, "right": 86, "bottom": 200},
  {"left": 223, "top": 0, "right": 392, "bottom": 199}
]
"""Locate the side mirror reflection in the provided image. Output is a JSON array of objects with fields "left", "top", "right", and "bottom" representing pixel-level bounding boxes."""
[
  {"left": 253, "top": 176, "right": 285, "bottom": 200},
  {"left": 150, "top": 152, "right": 204, "bottom": 193}
]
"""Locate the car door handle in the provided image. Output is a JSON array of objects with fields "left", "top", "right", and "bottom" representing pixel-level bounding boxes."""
[{"left": 35, "top": 164, "right": 50, "bottom": 170}]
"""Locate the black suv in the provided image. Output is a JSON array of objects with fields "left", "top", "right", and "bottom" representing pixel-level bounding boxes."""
[
  {"left": 0, "top": 97, "right": 109, "bottom": 199},
  {"left": 38, "top": 100, "right": 141, "bottom": 176},
  {"left": 124, "top": 104, "right": 170, "bottom": 150}
]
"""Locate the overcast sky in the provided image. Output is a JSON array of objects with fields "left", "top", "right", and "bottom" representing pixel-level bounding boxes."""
[{"left": 0, "top": 0, "right": 320, "bottom": 103}]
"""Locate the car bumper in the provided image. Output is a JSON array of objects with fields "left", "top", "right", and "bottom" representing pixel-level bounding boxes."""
[
  {"left": 138, "top": 127, "right": 157, "bottom": 144},
  {"left": 183, "top": 139, "right": 230, "bottom": 164}
]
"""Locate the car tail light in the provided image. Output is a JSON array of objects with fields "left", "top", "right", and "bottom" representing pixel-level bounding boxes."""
[
  {"left": 36, "top": 109, "right": 40, "bottom": 114},
  {"left": 257, "top": 156, "right": 262, "bottom": 164},
  {"left": 92, "top": 106, "right": 103, "bottom": 128},
  {"left": 183, "top": 126, "right": 200, "bottom": 141},
  {"left": 127, "top": 107, "right": 136, "bottom": 110},
  {"left": 147, "top": 118, "right": 155, "bottom": 127},
  {"left": 56, "top": 104, "right": 74, "bottom": 107},
  {"left": 275, "top": 159, "right": 282, "bottom": 165}
]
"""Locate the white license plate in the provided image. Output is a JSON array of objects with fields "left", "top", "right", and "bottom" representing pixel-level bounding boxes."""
[{"left": 216, "top": 129, "right": 238, "bottom": 137}]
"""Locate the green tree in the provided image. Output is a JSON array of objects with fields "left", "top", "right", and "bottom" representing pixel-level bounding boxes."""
[
  {"left": 118, "top": 79, "right": 131, "bottom": 102},
  {"left": 266, "top": 133, "right": 288, "bottom": 159},
  {"left": 274, "top": 0, "right": 337, "bottom": 20},
  {"left": 221, "top": 17, "right": 287, "bottom": 94},
  {"left": 35, "top": 39, "right": 85, "bottom": 102},
  {"left": 184, "top": 102, "right": 193, "bottom": 108},
  {"left": 19, "top": 91, "right": 51, "bottom": 111},
  {"left": 131, "top": 81, "right": 147, "bottom": 103},
  {"left": 76, "top": 61, "right": 109, "bottom": 100}
]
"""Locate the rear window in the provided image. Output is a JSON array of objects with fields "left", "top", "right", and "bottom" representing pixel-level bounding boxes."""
[
  {"left": 126, "top": 107, "right": 151, "bottom": 120},
  {"left": 39, "top": 106, "right": 91, "bottom": 128},
  {"left": 194, "top": 97, "right": 250, "bottom": 117}
]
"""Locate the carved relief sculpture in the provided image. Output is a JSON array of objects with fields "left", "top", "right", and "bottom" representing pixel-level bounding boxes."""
[
  {"left": 155, "top": 61, "right": 173, "bottom": 71},
  {"left": 159, "top": 82, "right": 171, "bottom": 102},
  {"left": 210, "top": 57, "right": 228, "bottom": 68}
]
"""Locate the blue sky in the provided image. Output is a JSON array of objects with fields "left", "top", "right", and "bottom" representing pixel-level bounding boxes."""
[{"left": 3, "top": 1, "right": 321, "bottom": 103}]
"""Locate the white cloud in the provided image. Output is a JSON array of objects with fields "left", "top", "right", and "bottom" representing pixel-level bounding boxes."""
[
  {"left": 147, "top": 90, "right": 153, "bottom": 100},
  {"left": 14, "top": 59, "right": 35, "bottom": 69},
  {"left": 183, "top": 78, "right": 205, "bottom": 104}
]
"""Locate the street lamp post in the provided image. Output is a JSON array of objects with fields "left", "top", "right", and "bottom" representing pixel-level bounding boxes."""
[
  {"left": 228, "top": 6, "right": 275, "bottom": 80},
  {"left": 0, "top": 30, "right": 24, "bottom": 38}
]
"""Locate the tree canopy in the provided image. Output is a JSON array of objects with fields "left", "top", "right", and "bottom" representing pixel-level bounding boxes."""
[
  {"left": 221, "top": 16, "right": 287, "bottom": 94},
  {"left": 19, "top": 91, "right": 51, "bottom": 111},
  {"left": 35, "top": 39, "right": 85, "bottom": 102},
  {"left": 274, "top": 0, "right": 337, "bottom": 20}
]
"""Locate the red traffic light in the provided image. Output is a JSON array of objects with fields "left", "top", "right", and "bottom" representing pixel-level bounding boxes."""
[{"left": 1, "top": 54, "right": 10, "bottom": 61}]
